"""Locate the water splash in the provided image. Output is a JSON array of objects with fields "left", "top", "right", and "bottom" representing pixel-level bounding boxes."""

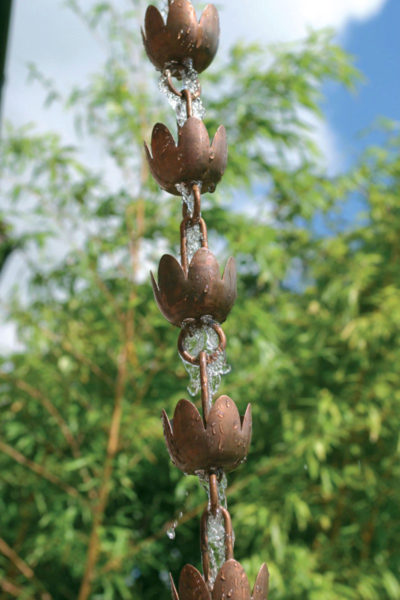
[
  {"left": 181, "top": 318, "right": 230, "bottom": 401},
  {"left": 159, "top": 61, "right": 206, "bottom": 127},
  {"left": 197, "top": 471, "right": 231, "bottom": 586}
]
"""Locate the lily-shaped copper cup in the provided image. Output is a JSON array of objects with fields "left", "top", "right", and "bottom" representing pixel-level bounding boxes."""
[
  {"left": 151, "top": 248, "right": 236, "bottom": 327},
  {"left": 170, "top": 559, "right": 269, "bottom": 600},
  {"left": 142, "top": 0, "right": 219, "bottom": 76},
  {"left": 144, "top": 117, "right": 227, "bottom": 195},
  {"left": 162, "top": 395, "right": 252, "bottom": 474}
]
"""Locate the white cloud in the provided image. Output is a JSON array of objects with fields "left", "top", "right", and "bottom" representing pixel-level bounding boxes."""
[
  {"left": 215, "top": 0, "right": 387, "bottom": 173},
  {"left": 218, "top": 0, "right": 388, "bottom": 49}
]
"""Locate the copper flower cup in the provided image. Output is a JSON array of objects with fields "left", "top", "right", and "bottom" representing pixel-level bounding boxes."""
[
  {"left": 151, "top": 248, "right": 236, "bottom": 327},
  {"left": 142, "top": 1, "right": 219, "bottom": 76},
  {"left": 144, "top": 117, "right": 227, "bottom": 195},
  {"left": 162, "top": 395, "right": 252, "bottom": 474},
  {"left": 171, "top": 560, "right": 269, "bottom": 600}
]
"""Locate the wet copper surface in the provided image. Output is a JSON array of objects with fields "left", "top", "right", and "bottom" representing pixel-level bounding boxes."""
[
  {"left": 142, "top": 1, "right": 219, "bottom": 76},
  {"left": 151, "top": 248, "right": 236, "bottom": 327},
  {"left": 252, "top": 564, "right": 269, "bottom": 600},
  {"left": 169, "top": 560, "right": 269, "bottom": 600},
  {"left": 144, "top": 118, "right": 227, "bottom": 195},
  {"left": 162, "top": 396, "right": 252, "bottom": 474},
  {"left": 213, "top": 560, "right": 251, "bottom": 600}
]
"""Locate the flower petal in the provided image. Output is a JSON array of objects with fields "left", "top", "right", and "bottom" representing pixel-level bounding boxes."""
[
  {"left": 170, "top": 573, "right": 180, "bottom": 600},
  {"left": 171, "top": 399, "right": 209, "bottom": 472},
  {"left": 151, "top": 123, "right": 176, "bottom": 162},
  {"left": 161, "top": 409, "right": 176, "bottom": 466},
  {"left": 144, "top": 5, "right": 165, "bottom": 39},
  {"left": 212, "top": 560, "right": 251, "bottom": 600},
  {"left": 241, "top": 404, "right": 252, "bottom": 451},
  {"left": 196, "top": 4, "right": 220, "bottom": 72},
  {"left": 252, "top": 564, "right": 269, "bottom": 600},
  {"left": 178, "top": 118, "right": 211, "bottom": 181},
  {"left": 166, "top": 0, "right": 198, "bottom": 43},
  {"left": 222, "top": 256, "right": 237, "bottom": 308},
  {"left": 179, "top": 564, "right": 210, "bottom": 600},
  {"left": 207, "top": 125, "right": 228, "bottom": 189},
  {"left": 188, "top": 248, "right": 221, "bottom": 290},
  {"left": 205, "top": 397, "right": 252, "bottom": 470},
  {"left": 157, "top": 254, "right": 186, "bottom": 303},
  {"left": 151, "top": 255, "right": 187, "bottom": 325}
]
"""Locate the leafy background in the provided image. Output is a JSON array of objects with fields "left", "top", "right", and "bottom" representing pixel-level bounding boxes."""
[{"left": 0, "top": 2, "right": 399, "bottom": 599}]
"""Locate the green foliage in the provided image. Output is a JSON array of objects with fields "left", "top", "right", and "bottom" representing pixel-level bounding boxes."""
[{"left": 0, "top": 2, "right": 399, "bottom": 599}]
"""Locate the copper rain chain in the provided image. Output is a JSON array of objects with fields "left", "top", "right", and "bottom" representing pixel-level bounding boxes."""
[{"left": 143, "top": 1, "right": 269, "bottom": 598}]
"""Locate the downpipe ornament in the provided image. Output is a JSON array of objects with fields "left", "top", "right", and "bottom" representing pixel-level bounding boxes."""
[{"left": 143, "top": 0, "right": 269, "bottom": 597}]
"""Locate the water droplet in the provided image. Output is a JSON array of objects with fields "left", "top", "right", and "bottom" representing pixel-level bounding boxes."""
[{"left": 166, "top": 520, "right": 178, "bottom": 539}]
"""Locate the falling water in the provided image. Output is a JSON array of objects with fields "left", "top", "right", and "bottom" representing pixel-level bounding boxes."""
[
  {"left": 176, "top": 182, "right": 195, "bottom": 215},
  {"left": 181, "top": 317, "right": 230, "bottom": 403},
  {"left": 159, "top": 61, "right": 206, "bottom": 127},
  {"left": 176, "top": 182, "right": 203, "bottom": 263},
  {"left": 165, "top": 511, "right": 183, "bottom": 540},
  {"left": 185, "top": 224, "right": 202, "bottom": 263},
  {"left": 197, "top": 471, "right": 232, "bottom": 586}
]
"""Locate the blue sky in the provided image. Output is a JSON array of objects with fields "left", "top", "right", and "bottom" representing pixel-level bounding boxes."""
[{"left": 325, "top": 0, "right": 400, "bottom": 166}]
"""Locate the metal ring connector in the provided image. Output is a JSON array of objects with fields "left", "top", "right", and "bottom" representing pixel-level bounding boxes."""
[
  {"left": 165, "top": 69, "right": 183, "bottom": 97},
  {"left": 164, "top": 69, "right": 202, "bottom": 120},
  {"left": 178, "top": 321, "right": 226, "bottom": 366}
]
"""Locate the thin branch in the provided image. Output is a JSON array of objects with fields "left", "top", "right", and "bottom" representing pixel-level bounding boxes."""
[
  {"left": 0, "top": 440, "right": 79, "bottom": 499},
  {"left": 0, "top": 373, "right": 78, "bottom": 453},
  {"left": 0, "top": 538, "right": 52, "bottom": 599},
  {"left": 77, "top": 344, "right": 129, "bottom": 600},
  {"left": 38, "top": 327, "right": 113, "bottom": 386},
  {"left": 0, "top": 373, "right": 96, "bottom": 496},
  {"left": 0, "top": 538, "right": 34, "bottom": 580},
  {"left": 0, "top": 577, "right": 22, "bottom": 598}
]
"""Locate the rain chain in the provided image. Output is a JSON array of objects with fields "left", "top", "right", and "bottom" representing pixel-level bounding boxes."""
[{"left": 143, "top": 1, "right": 269, "bottom": 598}]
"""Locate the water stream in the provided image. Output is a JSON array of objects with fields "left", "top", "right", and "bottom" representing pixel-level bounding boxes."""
[
  {"left": 197, "top": 471, "right": 232, "bottom": 586},
  {"left": 159, "top": 61, "right": 205, "bottom": 127},
  {"left": 181, "top": 318, "right": 231, "bottom": 403}
]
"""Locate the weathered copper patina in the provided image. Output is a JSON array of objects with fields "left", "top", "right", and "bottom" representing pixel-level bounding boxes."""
[
  {"left": 144, "top": 118, "right": 227, "bottom": 195},
  {"left": 151, "top": 248, "right": 236, "bottom": 327},
  {"left": 170, "top": 560, "right": 269, "bottom": 600},
  {"left": 143, "top": 0, "right": 269, "bottom": 597},
  {"left": 162, "top": 396, "right": 252, "bottom": 474},
  {"left": 142, "top": 0, "right": 220, "bottom": 76}
]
